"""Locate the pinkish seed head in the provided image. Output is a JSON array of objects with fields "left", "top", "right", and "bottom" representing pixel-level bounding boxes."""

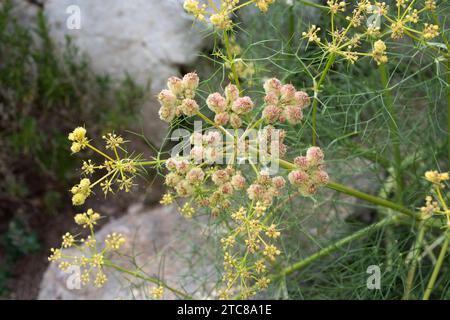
[
  {"left": 206, "top": 92, "right": 227, "bottom": 113},
  {"left": 232, "top": 96, "right": 254, "bottom": 114}
]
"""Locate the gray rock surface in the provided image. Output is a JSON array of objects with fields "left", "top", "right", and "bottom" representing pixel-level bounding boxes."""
[
  {"left": 12, "top": 0, "right": 213, "bottom": 145},
  {"left": 38, "top": 203, "right": 217, "bottom": 300}
]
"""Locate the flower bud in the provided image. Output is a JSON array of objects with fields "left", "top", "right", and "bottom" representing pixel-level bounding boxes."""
[
  {"left": 263, "top": 78, "right": 282, "bottom": 94},
  {"left": 293, "top": 156, "right": 309, "bottom": 170},
  {"left": 272, "top": 176, "right": 286, "bottom": 189},
  {"left": 280, "top": 84, "right": 296, "bottom": 103},
  {"left": 165, "top": 158, "right": 178, "bottom": 171},
  {"left": 285, "top": 105, "right": 303, "bottom": 124},
  {"left": 206, "top": 92, "right": 227, "bottom": 113},
  {"left": 231, "top": 96, "right": 254, "bottom": 114},
  {"left": 167, "top": 76, "right": 183, "bottom": 95},
  {"left": 186, "top": 167, "right": 205, "bottom": 183},
  {"left": 190, "top": 132, "right": 203, "bottom": 146},
  {"left": 212, "top": 169, "right": 229, "bottom": 185},
  {"left": 231, "top": 174, "right": 246, "bottom": 189},
  {"left": 225, "top": 84, "right": 239, "bottom": 101},
  {"left": 306, "top": 146, "right": 324, "bottom": 165},
  {"left": 262, "top": 105, "right": 282, "bottom": 123},
  {"left": 175, "top": 159, "right": 190, "bottom": 173},
  {"left": 190, "top": 146, "right": 204, "bottom": 162},
  {"left": 247, "top": 183, "right": 264, "bottom": 200},
  {"left": 165, "top": 172, "right": 182, "bottom": 187},
  {"left": 72, "top": 193, "right": 87, "bottom": 206},
  {"left": 288, "top": 170, "right": 309, "bottom": 187},
  {"left": 230, "top": 113, "right": 242, "bottom": 129},
  {"left": 300, "top": 183, "right": 317, "bottom": 196},
  {"left": 180, "top": 98, "right": 199, "bottom": 116},
  {"left": 182, "top": 72, "right": 199, "bottom": 91},
  {"left": 220, "top": 182, "right": 234, "bottom": 195},
  {"left": 204, "top": 147, "right": 220, "bottom": 163},
  {"left": 313, "top": 170, "right": 329, "bottom": 185},
  {"left": 175, "top": 180, "right": 194, "bottom": 196},
  {"left": 294, "top": 91, "right": 311, "bottom": 108},
  {"left": 158, "top": 89, "right": 177, "bottom": 107},
  {"left": 159, "top": 106, "right": 175, "bottom": 122},
  {"left": 214, "top": 112, "right": 229, "bottom": 126},
  {"left": 264, "top": 91, "right": 279, "bottom": 105},
  {"left": 71, "top": 142, "right": 81, "bottom": 153},
  {"left": 204, "top": 131, "right": 221, "bottom": 146}
]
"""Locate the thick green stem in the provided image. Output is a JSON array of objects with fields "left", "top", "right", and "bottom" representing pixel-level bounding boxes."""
[
  {"left": 105, "top": 262, "right": 193, "bottom": 299},
  {"left": 379, "top": 64, "right": 403, "bottom": 204},
  {"left": 312, "top": 54, "right": 336, "bottom": 146},
  {"left": 423, "top": 235, "right": 449, "bottom": 300},
  {"left": 403, "top": 222, "right": 426, "bottom": 300},
  {"left": 327, "top": 181, "right": 418, "bottom": 220},
  {"left": 447, "top": 59, "right": 450, "bottom": 164},
  {"left": 278, "top": 158, "right": 419, "bottom": 220},
  {"left": 280, "top": 216, "right": 396, "bottom": 277}
]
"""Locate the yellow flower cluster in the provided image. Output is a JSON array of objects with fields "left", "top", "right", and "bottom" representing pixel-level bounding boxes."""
[
  {"left": 421, "top": 171, "right": 450, "bottom": 228},
  {"left": 425, "top": 170, "right": 449, "bottom": 186},
  {"left": 218, "top": 202, "right": 280, "bottom": 299},
  {"left": 68, "top": 127, "right": 88, "bottom": 153},
  {"left": 422, "top": 23, "right": 439, "bottom": 40},
  {"left": 67, "top": 127, "right": 141, "bottom": 206},
  {"left": 48, "top": 209, "right": 126, "bottom": 288},
  {"left": 71, "top": 178, "right": 92, "bottom": 206},
  {"left": 183, "top": 0, "right": 276, "bottom": 30},
  {"left": 150, "top": 286, "right": 164, "bottom": 299},
  {"left": 372, "top": 40, "right": 388, "bottom": 65},
  {"left": 301, "top": 0, "right": 442, "bottom": 65}
]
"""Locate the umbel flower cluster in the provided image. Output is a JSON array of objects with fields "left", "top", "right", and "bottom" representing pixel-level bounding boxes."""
[
  {"left": 420, "top": 170, "right": 450, "bottom": 228},
  {"left": 49, "top": 69, "right": 328, "bottom": 298},
  {"left": 183, "top": 0, "right": 276, "bottom": 30},
  {"left": 48, "top": 208, "right": 126, "bottom": 288},
  {"left": 155, "top": 72, "right": 329, "bottom": 298},
  {"left": 67, "top": 128, "right": 141, "bottom": 206},
  {"left": 301, "top": 0, "right": 441, "bottom": 65}
]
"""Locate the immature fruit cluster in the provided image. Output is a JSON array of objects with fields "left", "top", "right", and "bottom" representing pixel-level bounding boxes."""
[
  {"left": 247, "top": 170, "right": 286, "bottom": 206},
  {"left": 288, "top": 147, "right": 329, "bottom": 196},
  {"left": 207, "top": 84, "right": 254, "bottom": 128},
  {"left": 262, "top": 78, "right": 311, "bottom": 125},
  {"left": 190, "top": 131, "right": 223, "bottom": 164},
  {"left": 158, "top": 72, "right": 200, "bottom": 122}
]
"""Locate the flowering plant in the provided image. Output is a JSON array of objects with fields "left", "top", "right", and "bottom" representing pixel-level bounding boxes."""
[{"left": 48, "top": 0, "right": 450, "bottom": 300}]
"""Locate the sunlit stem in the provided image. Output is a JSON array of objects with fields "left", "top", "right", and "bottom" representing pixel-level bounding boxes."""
[
  {"left": 403, "top": 222, "right": 426, "bottom": 300},
  {"left": 379, "top": 64, "right": 403, "bottom": 204},
  {"left": 86, "top": 143, "right": 115, "bottom": 162},
  {"left": 104, "top": 261, "right": 193, "bottom": 299},
  {"left": 312, "top": 53, "right": 336, "bottom": 146},
  {"left": 422, "top": 234, "right": 449, "bottom": 300},
  {"left": 223, "top": 29, "right": 241, "bottom": 92}
]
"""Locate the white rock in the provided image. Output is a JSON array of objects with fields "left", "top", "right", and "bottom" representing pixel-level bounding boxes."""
[
  {"left": 39, "top": 0, "right": 213, "bottom": 144},
  {"left": 38, "top": 204, "right": 217, "bottom": 300}
]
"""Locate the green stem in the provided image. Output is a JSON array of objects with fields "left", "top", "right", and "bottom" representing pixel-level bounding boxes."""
[
  {"left": 326, "top": 181, "right": 418, "bottom": 220},
  {"left": 298, "top": 0, "right": 328, "bottom": 10},
  {"left": 277, "top": 158, "right": 419, "bottom": 220},
  {"left": 312, "top": 54, "right": 336, "bottom": 146},
  {"left": 288, "top": 4, "right": 295, "bottom": 53},
  {"left": 379, "top": 64, "right": 403, "bottom": 204},
  {"left": 233, "top": 215, "right": 395, "bottom": 299},
  {"left": 423, "top": 234, "right": 449, "bottom": 300},
  {"left": 223, "top": 30, "right": 241, "bottom": 92},
  {"left": 447, "top": 59, "right": 450, "bottom": 164},
  {"left": 403, "top": 222, "right": 426, "bottom": 300},
  {"left": 105, "top": 261, "right": 193, "bottom": 299},
  {"left": 280, "top": 216, "right": 396, "bottom": 277}
]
